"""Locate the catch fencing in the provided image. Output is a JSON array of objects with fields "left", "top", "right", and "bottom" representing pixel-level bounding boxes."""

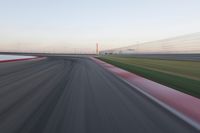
[{"left": 100, "top": 33, "right": 200, "bottom": 54}]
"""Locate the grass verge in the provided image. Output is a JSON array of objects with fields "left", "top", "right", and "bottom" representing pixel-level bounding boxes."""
[{"left": 97, "top": 57, "right": 200, "bottom": 98}]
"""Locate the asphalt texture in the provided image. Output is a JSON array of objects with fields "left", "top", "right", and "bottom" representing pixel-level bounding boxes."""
[{"left": 0, "top": 56, "right": 198, "bottom": 133}]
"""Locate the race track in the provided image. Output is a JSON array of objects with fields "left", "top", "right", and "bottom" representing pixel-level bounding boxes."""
[{"left": 0, "top": 56, "right": 198, "bottom": 133}]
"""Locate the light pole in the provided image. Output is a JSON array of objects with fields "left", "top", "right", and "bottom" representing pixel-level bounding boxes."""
[{"left": 96, "top": 43, "right": 99, "bottom": 55}]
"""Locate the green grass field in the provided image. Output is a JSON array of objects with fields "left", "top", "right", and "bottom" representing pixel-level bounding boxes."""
[{"left": 97, "top": 56, "right": 200, "bottom": 98}]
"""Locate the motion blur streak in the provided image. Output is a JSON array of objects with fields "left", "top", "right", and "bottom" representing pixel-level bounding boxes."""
[
  {"left": 101, "top": 33, "right": 200, "bottom": 54},
  {"left": 0, "top": 56, "right": 198, "bottom": 133}
]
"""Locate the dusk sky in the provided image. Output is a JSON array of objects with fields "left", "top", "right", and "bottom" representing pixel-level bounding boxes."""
[{"left": 0, "top": 0, "right": 200, "bottom": 53}]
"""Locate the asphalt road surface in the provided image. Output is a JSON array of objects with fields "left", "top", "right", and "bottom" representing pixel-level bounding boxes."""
[{"left": 0, "top": 56, "right": 198, "bottom": 133}]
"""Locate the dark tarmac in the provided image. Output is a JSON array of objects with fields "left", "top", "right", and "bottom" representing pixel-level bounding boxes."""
[{"left": 0, "top": 56, "right": 198, "bottom": 133}]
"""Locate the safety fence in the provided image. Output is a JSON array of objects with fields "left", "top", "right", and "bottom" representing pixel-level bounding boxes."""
[{"left": 100, "top": 33, "right": 200, "bottom": 54}]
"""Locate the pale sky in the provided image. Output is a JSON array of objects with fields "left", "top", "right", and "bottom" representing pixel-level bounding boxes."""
[{"left": 0, "top": 0, "right": 200, "bottom": 53}]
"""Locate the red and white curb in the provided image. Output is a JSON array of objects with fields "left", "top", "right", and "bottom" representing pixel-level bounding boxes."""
[
  {"left": 0, "top": 56, "right": 46, "bottom": 63},
  {"left": 91, "top": 57, "right": 200, "bottom": 130}
]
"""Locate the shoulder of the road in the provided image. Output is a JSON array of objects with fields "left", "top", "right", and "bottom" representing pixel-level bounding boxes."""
[
  {"left": 0, "top": 56, "right": 46, "bottom": 63},
  {"left": 90, "top": 57, "right": 200, "bottom": 131}
]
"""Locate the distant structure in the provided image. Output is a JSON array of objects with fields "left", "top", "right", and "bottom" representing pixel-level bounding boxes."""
[
  {"left": 100, "top": 32, "right": 200, "bottom": 54},
  {"left": 96, "top": 43, "right": 99, "bottom": 55}
]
